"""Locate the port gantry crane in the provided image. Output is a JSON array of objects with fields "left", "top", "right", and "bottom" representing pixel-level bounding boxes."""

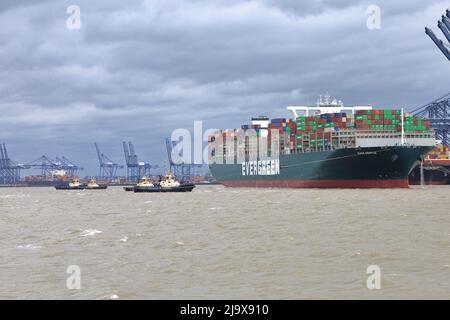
[
  {"left": 165, "top": 138, "right": 202, "bottom": 183},
  {"left": 25, "top": 155, "right": 83, "bottom": 179},
  {"left": 0, "top": 143, "right": 28, "bottom": 185},
  {"left": 94, "top": 143, "right": 124, "bottom": 182},
  {"left": 414, "top": 9, "right": 450, "bottom": 146},
  {"left": 123, "top": 141, "right": 158, "bottom": 182},
  {"left": 55, "top": 157, "right": 81, "bottom": 177},
  {"left": 425, "top": 9, "right": 450, "bottom": 61},
  {"left": 412, "top": 92, "right": 450, "bottom": 147}
]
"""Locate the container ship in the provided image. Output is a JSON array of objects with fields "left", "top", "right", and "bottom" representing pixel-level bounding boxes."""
[
  {"left": 22, "top": 171, "right": 69, "bottom": 187},
  {"left": 409, "top": 144, "right": 450, "bottom": 185},
  {"left": 208, "top": 95, "right": 435, "bottom": 188}
]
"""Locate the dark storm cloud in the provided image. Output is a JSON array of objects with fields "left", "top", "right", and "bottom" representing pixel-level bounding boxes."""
[
  {"left": 263, "top": 0, "right": 445, "bottom": 16},
  {"left": 0, "top": 0, "right": 53, "bottom": 13},
  {"left": 0, "top": 0, "right": 449, "bottom": 173}
]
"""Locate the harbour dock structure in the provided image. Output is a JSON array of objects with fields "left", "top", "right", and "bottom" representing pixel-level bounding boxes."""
[
  {"left": 412, "top": 92, "right": 450, "bottom": 147},
  {"left": 0, "top": 143, "right": 28, "bottom": 185},
  {"left": 25, "top": 155, "right": 83, "bottom": 179},
  {"left": 94, "top": 143, "right": 123, "bottom": 182},
  {"left": 123, "top": 141, "right": 158, "bottom": 182}
]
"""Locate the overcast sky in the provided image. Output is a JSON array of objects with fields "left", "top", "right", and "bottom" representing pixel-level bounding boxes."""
[{"left": 1, "top": 0, "right": 449, "bottom": 175}]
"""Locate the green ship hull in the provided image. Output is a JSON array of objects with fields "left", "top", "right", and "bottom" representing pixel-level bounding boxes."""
[{"left": 209, "top": 146, "right": 433, "bottom": 188}]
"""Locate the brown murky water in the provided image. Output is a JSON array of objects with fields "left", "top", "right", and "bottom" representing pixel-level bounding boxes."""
[{"left": 0, "top": 185, "right": 449, "bottom": 299}]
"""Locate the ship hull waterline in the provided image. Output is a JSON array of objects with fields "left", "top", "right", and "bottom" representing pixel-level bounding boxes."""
[
  {"left": 133, "top": 184, "right": 196, "bottom": 193},
  {"left": 209, "top": 146, "right": 433, "bottom": 189},
  {"left": 55, "top": 185, "right": 108, "bottom": 190}
]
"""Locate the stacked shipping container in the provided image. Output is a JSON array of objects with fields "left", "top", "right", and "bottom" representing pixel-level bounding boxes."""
[
  {"left": 427, "top": 145, "right": 450, "bottom": 159},
  {"left": 211, "top": 109, "right": 434, "bottom": 159},
  {"left": 268, "top": 118, "right": 296, "bottom": 154},
  {"left": 295, "top": 113, "right": 354, "bottom": 151},
  {"left": 355, "top": 110, "right": 431, "bottom": 132}
]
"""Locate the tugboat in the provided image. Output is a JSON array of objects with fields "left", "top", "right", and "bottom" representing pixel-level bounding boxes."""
[
  {"left": 86, "top": 178, "right": 108, "bottom": 190},
  {"left": 123, "top": 176, "right": 154, "bottom": 192},
  {"left": 55, "top": 177, "right": 107, "bottom": 190},
  {"left": 69, "top": 177, "right": 82, "bottom": 189},
  {"left": 133, "top": 172, "right": 195, "bottom": 193},
  {"left": 55, "top": 177, "right": 83, "bottom": 190}
]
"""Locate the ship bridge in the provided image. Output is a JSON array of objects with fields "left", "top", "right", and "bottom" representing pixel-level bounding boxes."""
[{"left": 287, "top": 94, "right": 372, "bottom": 118}]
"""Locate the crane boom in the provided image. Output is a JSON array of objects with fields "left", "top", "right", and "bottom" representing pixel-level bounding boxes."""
[{"left": 425, "top": 27, "right": 450, "bottom": 61}]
